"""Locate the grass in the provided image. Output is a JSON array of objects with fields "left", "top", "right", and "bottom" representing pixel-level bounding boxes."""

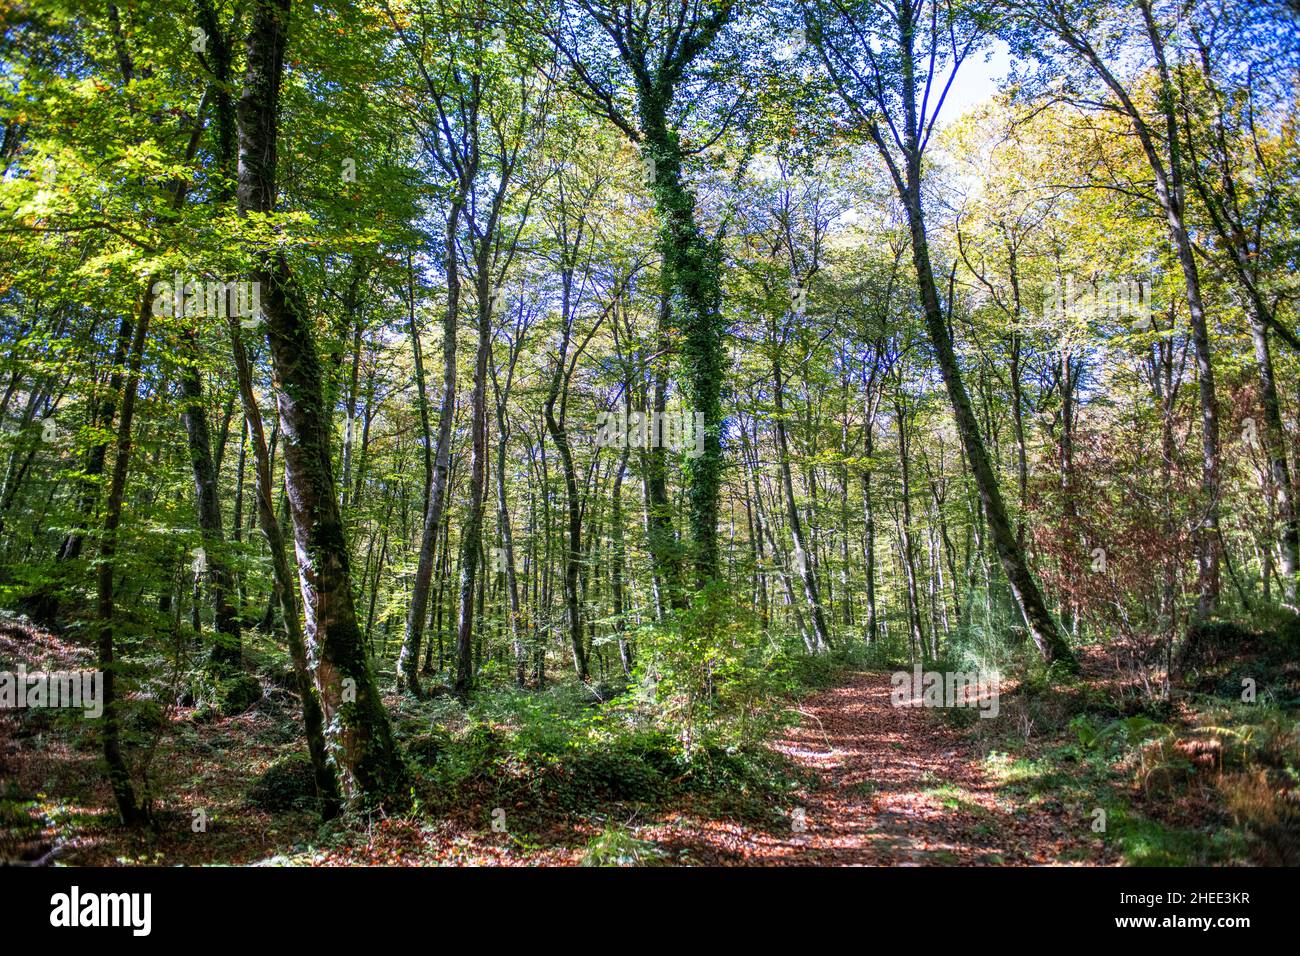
[
  {"left": 581, "top": 823, "right": 666, "bottom": 866},
  {"left": 919, "top": 782, "right": 993, "bottom": 817},
  {"left": 974, "top": 661, "right": 1298, "bottom": 866}
]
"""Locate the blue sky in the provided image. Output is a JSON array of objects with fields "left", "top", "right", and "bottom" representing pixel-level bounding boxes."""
[{"left": 936, "top": 39, "right": 1013, "bottom": 124}]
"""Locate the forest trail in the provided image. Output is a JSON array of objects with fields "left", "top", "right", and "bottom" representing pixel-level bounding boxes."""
[{"left": 644, "top": 672, "right": 1108, "bottom": 865}]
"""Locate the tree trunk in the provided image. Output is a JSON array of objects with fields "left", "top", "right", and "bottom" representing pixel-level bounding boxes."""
[
  {"left": 179, "top": 330, "right": 241, "bottom": 670},
  {"left": 638, "top": 93, "right": 723, "bottom": 587},
  {"left": 236, "top": 0, "right": 405, "bottom": 808},
  {"left": 494, "top": 364, "right": 527, "bottom": 686},
  {"left": 774, "top": 357, "right": 831, "bottom": 650},
  {"left": 398, "top": 205, "right": 460, "bottom": 693},
  {"left": 1248, "top": 307, "right": 1299, "bottom": 605},
  {"left": 453, "top": 276, "right": 494, "bottom": 697},
  {"left": 543, "top": 278, "right": 590, "bottom": 681},
  {"left": 899, "top": 182, "right": 1076, "bottom": 670},
  {"left": 229, "top": 320, "right": 339, "bottom": 817},
  {"left": 642, "top": 292, "right": 685, "bottom": 613},
  {"left": 611, "top": 443, "right": 633, "bottom": 674},
  {"left": 894, "top": 394, "right": 927, "bottom": 656},
  {"left": 862, "top": 413, "right": 879, "bottom": 644},
  {"left": 96, "top": 291, "right": 151, "bottom": 826}
]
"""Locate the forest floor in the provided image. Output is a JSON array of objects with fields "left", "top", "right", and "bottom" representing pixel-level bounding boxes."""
[
  {"left": 634, "top": 670, "right": 1115, "bottom": 865},
  {"left": 3, "top": 614, "right": 1294, "bottom": 866}
]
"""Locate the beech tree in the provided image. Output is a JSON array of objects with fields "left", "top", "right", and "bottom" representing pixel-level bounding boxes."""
[
  {"left": 1008, "top": 0, "right": 1227, "bottom": 616},
  {"left": 544, "top": 0, "right": 737, "bottom": 592},
  {"left": 803, "top": 0, "right": 1079, "bottom": 668},
  {"left": 237, "top": 0, "right": 407, "bottom": 807}
]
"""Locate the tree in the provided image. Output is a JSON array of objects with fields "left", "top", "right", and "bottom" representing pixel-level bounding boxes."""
[
  {"left": 805, "top": 0, "right": 1079, "bottom": 669},
  {"left": 236, "top": 0, "right": 407, "bottom": 807},
  {"left": 1008, "top": 0, "right": 1225, "bottom": 616},
  {"left": 545, "top": 0, "right": 736, "bottom": 590},
  {"left": 1175, "top": 6, "right": 1300, "bottom": 605}
]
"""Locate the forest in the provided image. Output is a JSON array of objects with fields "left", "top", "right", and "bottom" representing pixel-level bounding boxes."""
[{"left": 0, "top": 0, "right": 1298, "bottom": 870}]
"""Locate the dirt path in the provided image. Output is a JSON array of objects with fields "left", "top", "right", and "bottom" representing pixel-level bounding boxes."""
[{"left": 645, "top": 671, "right": 1107, "bottom": 865}]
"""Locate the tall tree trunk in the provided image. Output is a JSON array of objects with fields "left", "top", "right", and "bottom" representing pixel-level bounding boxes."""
[
  {"left": 862, "top": 415, "right": 879, "bottom": 644},
  {"left": 847, "top": 0, "right": 1077, "bottom": 670},
  {"left": 1007, "top": 242, "right": 1029, "bottom": 548},
  {"left": 408, "top": 253, "right": 433, "bottom": 511},
  {"left": 894, "top": 399, "right": 926, "bottom": 657},
  {"left": 236, "top": 0, "right": 405, "bottom": 807},
  {"left": 1137, "top": 0, "right": 1222, "bottom": 615},
  {"left": 96, "top": 291, "right": 151, "bottom": 826},
  {"left": 229, "top": 321, "right": 339, "bottom": 817},
  {"left": 1248, "top": 307, "right": 1299, "bottom": 605},
  {"left": 543, "top": 276, "right": 589, "bottom": 681},
  {"left": 611, "top": 443, "right": 633, "bottom": 674},
  {"left": 179, "top": 331, "right": 241, "bottom": 670},
  {"left": 774, "top": 357, "right": 831, "bottom": 650},
  {"left": 1058, "top": 347, "right": 1080, "bottom": 636},
  {"left": 339, "top": 314, "right": 363, "bottom": 510},
  {"left": 544, "top": 403, "right": 587, "bottom": 680},
  {"left": 493, "top": 364, "right": 526, "bottom": 687},
  {"left": 898, "top": 174, "right": 1075, "bottom": 670},
  {"left": 1178, "top": 31, "right": 1298, "bottom": 607},
  {"left": 642, "top": 292, "right": 685, "bottom": 613},
  {"left": 1046, "top": 1, "right": 1224, "bottom": 615},
  {"left": 638, "top": 93, "right": 723, "bottom": 587},
  {"left": 398, "top": 204, "right": 461, "bottom": 694},
  {"left": 738, "top": 414, "right": 771, "bottom": 633},
  {"left": 839, "top": 378, "right": 854, "bottom": 629},
  {"left": 453, "top": 278, "right": 494, "bottom": 697}
]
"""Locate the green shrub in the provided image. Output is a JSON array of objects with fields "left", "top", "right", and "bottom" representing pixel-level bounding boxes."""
[
  {"left": 567, "top": 744, "right": 669, "bottom": 803},
  {"left": 247, "top": 753, "right": 318, "bottom": 812},
  {"left": 217, "top": 673, "right": 263, "bottom": 716},
  {"left": 1071, "top": 714, "right": 1173, "bottom": 752},
  {"left": 403, "top": 730, "right": 450, "bottom": 768},
  {"left": 580, "top": 823, "right": 665, "bottom": 866},
  {"left": 1177, "top": 619, "right": 1254, "bottom": 670}
]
